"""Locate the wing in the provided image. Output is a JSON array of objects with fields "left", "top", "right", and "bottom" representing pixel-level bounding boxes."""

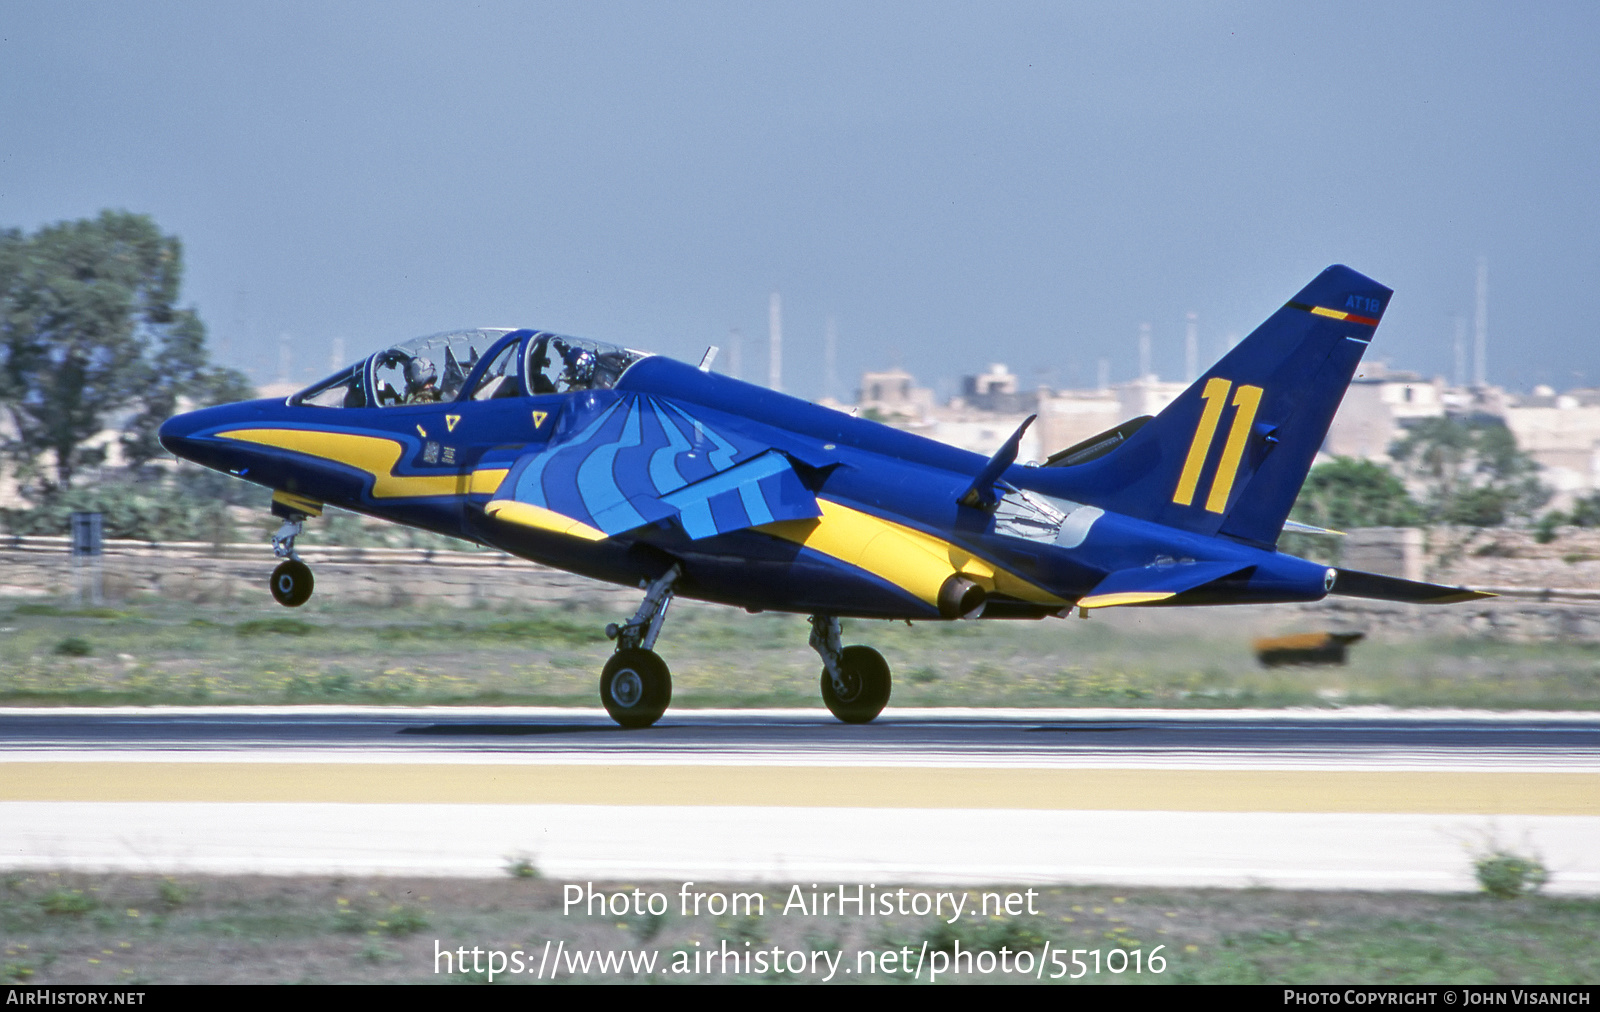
[
  {"left": 1077, "top": 561, "right": 1252, "bottom": 609},
  {"left": 484, "top": 395, "right": 819, "bottom": 541}
]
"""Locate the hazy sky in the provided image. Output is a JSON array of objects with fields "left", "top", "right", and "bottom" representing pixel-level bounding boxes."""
[{"left": 3, "top": 1, "right": 1597, "bottom": 400}]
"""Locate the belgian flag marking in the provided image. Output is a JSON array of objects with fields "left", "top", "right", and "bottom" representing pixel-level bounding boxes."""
[{"left": 1285, "top": 300, "right": 1380, "bottom": 327}]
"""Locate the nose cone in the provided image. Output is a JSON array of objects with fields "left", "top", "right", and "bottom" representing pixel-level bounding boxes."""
[
  {"left": 158, "top": 407, "right": 209, "bottom": 463},
  {"left": 159, "top": 399, "right": 266, "bottom": 468}
]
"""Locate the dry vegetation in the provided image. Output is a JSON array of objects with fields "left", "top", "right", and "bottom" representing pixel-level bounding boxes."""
[
  {"left": 4, "top": 871, "right": 1595, "bottom": 985},
  {"left": 3, "top": 593, "right": 1599, "bottom": 710}
]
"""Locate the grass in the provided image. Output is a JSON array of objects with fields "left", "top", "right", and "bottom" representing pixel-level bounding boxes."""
[
  {"left": 0, "top": 872, "right": 1594, "bottom": 984},
  {"left": 2, "top": 594, "right": 1599, "bottom": 709}
]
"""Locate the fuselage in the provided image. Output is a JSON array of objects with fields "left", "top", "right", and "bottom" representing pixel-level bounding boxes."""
[{"left": 159, "top": 333, "right": 1333, "bottom": 620}]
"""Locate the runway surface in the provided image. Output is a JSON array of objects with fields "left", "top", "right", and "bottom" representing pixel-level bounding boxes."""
[
  {"left": 3, "top": 707, "right": 1598, "bottom": 890},
  {"left": 6, "top": 705, "right": 1599, "bottom": 766}
]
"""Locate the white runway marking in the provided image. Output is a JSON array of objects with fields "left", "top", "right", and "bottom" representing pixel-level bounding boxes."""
[
  {"left": 5, "top": 707, "right": 1595, "bottom": 890},
  {"left": 3, "top": 802, "right": 1596, "bottom": 892}
]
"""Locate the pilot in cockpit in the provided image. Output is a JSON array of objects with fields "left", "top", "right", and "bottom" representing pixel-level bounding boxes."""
[
  {"left": 403, "top": 357, "right": 440, "bottom": 404},
  {"left": 556, "top": 340, "right": 597, "bottom": 389}
]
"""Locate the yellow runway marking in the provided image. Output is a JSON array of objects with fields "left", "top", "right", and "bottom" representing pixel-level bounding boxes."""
[{"left": 5, "top": 764, "right": 1597, "bottom": 815}]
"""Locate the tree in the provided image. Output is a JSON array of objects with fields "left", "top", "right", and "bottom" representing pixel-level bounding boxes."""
[
  {"left": 1389, "top": 415, "right": 1548, "bottom": 526},
  {"left": 1535, "top": 489, "right": 1600, "bottom": 542},
  {"left": 0, "top": 210, "right": 250, "bottom": 495},
  {"left": 1290, "top": 456, "right": 1422, "bottom": 531}
]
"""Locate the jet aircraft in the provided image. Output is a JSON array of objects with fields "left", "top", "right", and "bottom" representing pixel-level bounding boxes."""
[{"left": 159, "top": 265, "right": 1490, "bottom": 728}]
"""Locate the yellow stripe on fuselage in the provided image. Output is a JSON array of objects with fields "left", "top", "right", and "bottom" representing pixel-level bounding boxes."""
[
  {"left": 220, "top": 428, "right": 504, "bottom": 501},
  {"left": 759, "top": 498, "right": 1065, "bottom": 608},
  {"left": 484, "top": 499, "right": 608, "bottom": 541},
  {"left": 1077, "top": 591, "right": 1175, "bottom": 609},
  {"left": 469, "top": 468, "right": 509, "bottom": 495}
]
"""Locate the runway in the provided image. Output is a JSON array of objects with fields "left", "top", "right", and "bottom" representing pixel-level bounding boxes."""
[
  {"left": 7, "top": 705, "right": 1599, "bottom": 767},
  {"left": 3, "top": 707, "right": 1598, "bottom": 891}
]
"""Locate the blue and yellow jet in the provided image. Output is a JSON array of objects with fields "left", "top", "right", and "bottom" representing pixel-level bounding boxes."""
[{"left": 159, "top": 265, "right": 1489, "bottom": 727}]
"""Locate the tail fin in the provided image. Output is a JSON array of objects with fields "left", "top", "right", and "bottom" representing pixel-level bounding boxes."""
[{"left": 1043, "top": 265, "right": 1391, "bottom": 547}]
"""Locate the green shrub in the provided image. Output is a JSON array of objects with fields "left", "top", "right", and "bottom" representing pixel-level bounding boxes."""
[
  {"left": 378, "top": 905, "right": 429, "bottom": 937},
  {"left": 505, "top": 854, "right": 540, "bottom": 879},
  {"left": 53, "top": 637, "right": 92, "bottom": 657},
  {"left": 39, "top": 889, "right": 96, "bottom": 915},
  {"left": 1474, "top": 850, "right": 1549, "bottom": 898},
  {"left": 235, "top": 618, "right": 314, "bottom": 637},
  {"left": 157, "top": 879, "right": 194, "bottom": 909}
]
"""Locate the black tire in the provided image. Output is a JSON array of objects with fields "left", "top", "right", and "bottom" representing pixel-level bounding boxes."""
[
  {"left": 269, "top": 560, "right": 314, "bottom": 607},
  {"left": 820, "top": 645, "right": 891, "bottom": 724},
  {"left": 601, "top": 649, "right": 672, "bottom": 728}
]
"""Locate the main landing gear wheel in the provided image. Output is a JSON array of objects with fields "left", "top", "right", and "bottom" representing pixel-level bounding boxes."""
[
  {"left": 269, "top": 559, "right": 314, "bottom": 607},
  {"left": 601, "top": 649, "right": 672, "bottom": 729},
  {"left": 820, "top": 645, "right": 891, "bottom": 724}
]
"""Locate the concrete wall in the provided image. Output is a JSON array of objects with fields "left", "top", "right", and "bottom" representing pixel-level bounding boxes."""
[
  {"left": 1342, "top": 527, "right": 1426, "bottom": 582},
  {"left": 5, "top": 535, "right": 1600, "bottom": 643},
  {"left": 0, "top": 536, "right": 637, "bottom": 611}
]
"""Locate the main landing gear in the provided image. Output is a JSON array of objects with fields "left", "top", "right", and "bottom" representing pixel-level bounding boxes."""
[
  {"left": 810, "top": 615, "right": 891, "bottom": 724},
  {"left": 600, "top": 564, "right": 680, "bottom": 728},
  {"left": 594, "top": 571, "right": 893, "bottom": 728},
  {"left": 269, "top": 511, "right": 315, "bottom": 607}
]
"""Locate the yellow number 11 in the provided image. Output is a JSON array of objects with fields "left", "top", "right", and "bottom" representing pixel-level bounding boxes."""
[{"left": 1172, "top": 378, "right": 1264, "bottom": 513}]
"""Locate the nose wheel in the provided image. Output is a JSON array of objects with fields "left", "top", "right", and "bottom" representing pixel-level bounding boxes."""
[
  {"left": 267, "top": 498, "right": 319, "bottom": 607},
  {"left": 270, "top": 559, "right": 315, "bottom": 607}
]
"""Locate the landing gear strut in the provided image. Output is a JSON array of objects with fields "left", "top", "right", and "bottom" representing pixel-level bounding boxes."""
[
  {"left": 810, "top": 615, "right": 891, "bottom": 724},
  {"left": 600, "top": 564, "right": 680, "bottom": 728},
  {"left": 268, "top": 512, "right": 314, "bottom": 607}
]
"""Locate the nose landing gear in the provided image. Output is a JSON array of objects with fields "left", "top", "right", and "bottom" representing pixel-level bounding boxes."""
[{"left": 267, "top": 495, "right": 320, "bottom": 607}]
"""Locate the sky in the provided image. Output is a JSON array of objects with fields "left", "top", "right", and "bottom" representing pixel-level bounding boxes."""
[{"left": 3, "top": 1, "right": 1597, "bottom": 401}]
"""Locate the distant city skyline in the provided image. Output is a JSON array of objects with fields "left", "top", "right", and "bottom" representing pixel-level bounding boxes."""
[{"left": 4, "top": 2, "right": 1596, "bottom": 398}]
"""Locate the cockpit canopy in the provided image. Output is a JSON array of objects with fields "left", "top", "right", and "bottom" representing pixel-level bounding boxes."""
[{"left": 290, "top": 329, "right": 648, "bottom": 408}]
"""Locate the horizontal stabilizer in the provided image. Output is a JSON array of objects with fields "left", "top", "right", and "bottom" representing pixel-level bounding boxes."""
[
  {"left": 1079, "top": 561, "right": 1252, "bottom": 609},
  {"left": 1282, "top": 518, "right": 1346, "bottom": 536},
  {"left": 1330, "top": 569, "right": 1495, "bottom": 604}
]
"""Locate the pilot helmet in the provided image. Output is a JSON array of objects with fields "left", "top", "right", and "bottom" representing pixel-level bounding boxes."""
[
  {"left": 560, "top": 344, "right": 596, "bottom": 384},
  {"left": 406, "top": 356, "right": 437, "bottom": 388}
]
